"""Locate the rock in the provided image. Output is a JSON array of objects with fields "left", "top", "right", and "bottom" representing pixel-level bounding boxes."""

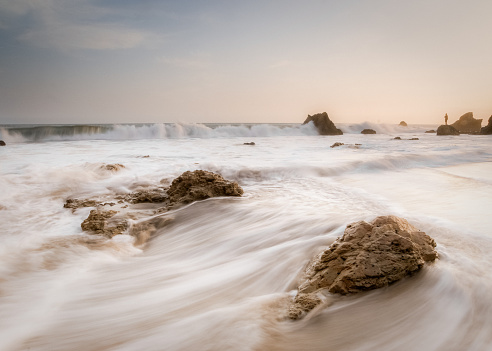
[
  {"left": 64, "top": 198, "right": 98, "bottom": 210},
  {"left": 361, "top": 129, "right": 376, "bottom": 134},
  {"left": 81, "top": 209, "right": 128, "bottom": 237},
  {"left": 399, "top": 121, "right": 407, "bottom": 127},
  {"left": 481, "top": 116, "right": 492, "bottom": 135},
  {"left": 436, "top": 125, "right": 460, "bottom": 135},
  {"left": 243, "top": 142, "right": 256, "bottom": 145},
  {"left": 290, "top": 216, "right": 437, "bottom": 319},
  {"left": 0, "top": 140, "right": 6, "bottom": 146},
  {"left": 425, "top": 130, "right": 436, "bottom": 133},
  {"left": 394, "top": 137, "right": 401, "bottom": 140},
  {"left": 451, "top": 112, "right": 482, "bottom": 133},
  {"left": 167, "top": 170, "right": 243, "bottom": 206},
  {"left": 330, "top": 142, "right": 344, "bottom": 148},
  {"left": 303, "top": 112, "right": 343, "bottom": 135},
  {"left": 288, "top": 293, "right": 324, "bottom": 320},
  {"left": 409, "top": 138, "right": 419, "bottom": 140},
  {"left": 101, "top": 164, "right": 125, "bottom": 172},
  {"left": 124, "top": 188, "right": 168, "bottom": 204}
]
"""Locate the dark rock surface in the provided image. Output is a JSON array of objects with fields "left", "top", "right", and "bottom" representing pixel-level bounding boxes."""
[
  {"left": 330, "top": 142, "right": 344, "bottom": 148},
  {"left": 0, "top": 140, "right": 5, "bottom": 146},
  {"left": 451, "top": 112, "right": 482, "bottom": 133},
  {"left": 437, "top": 125, "right": 460, "bottom": 135},
  {"left": 303, "top": 112, "right": 343, "bottom": 135},
  {"left": 361, "top": 129, "right": 376, "bottom": 134},
  {"left": 394, "top": 137, "right": 401, "bottom": 140},
  {"left": 289, "top": 215, "right": 438, "bottom": 319},
  {"left": 481, "top": 116, "right": 492, "bottom": 135},
  {"left": 399, "top": 121, "right": 407, "bottom": 127},
  {"left": 243, "top": 142, "right": 256, "bottom": 145}
]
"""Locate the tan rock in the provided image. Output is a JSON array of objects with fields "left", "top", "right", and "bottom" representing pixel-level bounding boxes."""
[
  {"left": 101, "top": 164, "right": 125, "bottom": 172},
  {"left": 167, "top": 170, "right": 243, "bottom": 206},
  {"left": 451, "top": 112, "right": 482, "bottom": 133},
  {"left": 81, "top": 209, "right": 128, "bottom": 237},
  {"left": 289, "top": 216, "right": 437, "bottom": 319},
  {"left": 302, "top": 112, "right": 343, "bottom": 135}
]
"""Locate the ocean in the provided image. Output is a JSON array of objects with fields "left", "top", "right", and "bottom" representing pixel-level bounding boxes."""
[{"left": 1, "top": 122, "right": 491, "bottom": 350}]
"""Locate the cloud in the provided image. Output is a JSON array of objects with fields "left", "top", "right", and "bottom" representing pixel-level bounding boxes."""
[{"left": 0, "top": 0, "right": 154, "bottom": 51}]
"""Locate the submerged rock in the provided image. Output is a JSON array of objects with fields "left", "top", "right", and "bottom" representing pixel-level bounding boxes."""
[
  {"left": 101, "top": 164, "right": 125, "bottom": 172},
  {"left": 361, "top": 129, "right": 376, "bottom": 134},
  {"left": 437, "top": 125, "right": 460, "bottom": 135},
  {"left": 330, "top": 142, "right": 344, "bottom": 148},
  {"left": 168, "top": 170, "right": 243, "bottom": 206},
  {"left": 409, "top": 137, "right": 419, "bottom": 140},
  {"left": 81, "top": 209, "right": 129, "bottom": 237},
  {"left": 0, "top": 140, "right": 6, "bottom": 146},
  {"left": 394, "top": 137, "right": 402, "bottom": 140},
  {"left": 399, "top": 121, "right": 408, "bottom": 127},
  {"left": 289, "top": 215, "right": 437, "bottom": 319},
  {"left": 243, "top": 142, "right": 256, "bottom": 145},
  {"left": 451, "top": 112, "right": 482, "bottom": 133},
  {"left": 303, "top": 112, "right": 343, "bottom": 135},
  {"left": 425, "top": 130, "right": 436, "bottom": 133},
  {"left": 481, "top": 116, "right": 492, "bottom": 135},
  {"left": 124, "top": 188, "right": 168, "bottom": 204},
  {"left": 64, "top": 198, "right": 98, "bottom": 210}
]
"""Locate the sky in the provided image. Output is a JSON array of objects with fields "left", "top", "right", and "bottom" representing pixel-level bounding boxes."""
[{"left": 0, "top": 0, "right": 491, "bottom": 125}]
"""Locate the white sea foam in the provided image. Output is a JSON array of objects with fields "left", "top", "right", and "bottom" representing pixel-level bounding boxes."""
[{"left": 0, "top": 127, "right": 491, "bottom": 350}]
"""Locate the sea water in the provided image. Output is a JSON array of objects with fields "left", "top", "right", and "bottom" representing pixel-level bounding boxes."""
[{"left": 0, "top": 122, "right": 491, "bottom": 350}]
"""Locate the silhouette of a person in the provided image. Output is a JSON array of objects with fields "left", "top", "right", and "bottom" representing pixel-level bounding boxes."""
[{"left": 445, "top": 113, "right": 448, "bottom": 125}]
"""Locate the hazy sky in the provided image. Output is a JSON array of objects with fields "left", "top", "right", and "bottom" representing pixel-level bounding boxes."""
[{"left": 1, "top": 0, "right": 491, "bottom": 125}]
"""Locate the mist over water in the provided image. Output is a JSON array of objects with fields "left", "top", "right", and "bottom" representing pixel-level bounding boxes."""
[{"left": 1, "top": 123, "right": 492, "bottom": 350}]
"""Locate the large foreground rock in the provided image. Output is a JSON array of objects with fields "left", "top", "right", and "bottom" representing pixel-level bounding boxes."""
[
  {"left": 451, "top": 112, "right": 482, "bottom": 133},
  {"left": 302, "top": 112, "right": 343, "bottom": 135},
  {"left": 167, "top": 170, "right": 243, "bottom": 206},
  {"left": 289, "top": 216, "right": 437, "bottom": 319},
  {"left": 481, "top": 116, "right": 492, "bottom": 135},
  {"left": 436, "top": 125, "right": 460, "bottom": 135}
]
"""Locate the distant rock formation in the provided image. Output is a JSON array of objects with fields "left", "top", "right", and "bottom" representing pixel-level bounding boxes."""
[
  {"left": 361, "top": 129, "right": 376, "bottom": 134},
  {"left": 436, "top": 125, "right": 460, "bottom": 135},
  {"left": 303, "top": 112, "right": 343, "bottom": 135},
  {"left": 451, "top": 112, "right": 482, "bottom": 133},
  {"left": 481, "top": 116, "right": 492, "bottom": 135},
  {"left": 288, "top": 216, "right": 438, "bottom": 319},
  {"left": 399, "top": 121, "right": 408, "bottom": 127},
  {"left": 425, "top": 130, "right": 436, "bottom": 133},
  {"left": 409, "top": 137, "right": 419, "bottom": 140},
  {"left": 330, "top": 142, "right": 344, "bottom": 148},
  {"left": 243, "top": 142, "right": 255, "bottom": 145},
  {"left": 394, "top": 137, "right": 401, "bottom": 140},
  {"left": 0, "top": 140, "right": 5, "bottom": 146}
]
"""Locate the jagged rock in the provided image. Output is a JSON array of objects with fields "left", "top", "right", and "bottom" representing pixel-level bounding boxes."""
[
  {"left": 243, "top": 142, "right": 255, "bottom": 145},
  {"left": 0, "top": 140, "right": 6, "bottom": 146},
  {"left": 330, "top": 142, "right": 344, "bottom": 148},
  {"left": 124, "top": 188, "right": 168, "bottom": 204},
  {"left": 288, "top": 293, "right": 324, "bottom": 320},
  {"left": 289, "top": 216, "right": 437, "bottom": 319},
  {"left": 425, "top": 130, "right": 436, "bottom": 133},
  {"left": 303, "top": 112, "right": 343, "bottom": 135},
  {"left": 167, "top": 170, "right": 243, "bottom": 206},
  {"left": 399, "top": 121, "right": 407, "bottom": 127},
  {"left": 64, "top": 198, "right": 98, "bottom": 210},
  {"left": 361, "top": 129, "right": 376, "bottom": 134},
  {"left": 394, "top": 137, "right": 402, "bottom": 140},
  {"left": 437, "top": 125, "right": 460, "bottom": 135},
  {"left": 481, "top": 116, "right": 492, "bottom": 135},
  {"left": 81, "top": 209, "right": 128, "bottom": 237},
  {"left": 451, "top": 112, "right": 482, "bottom": 133},
  {"left": 101, "top": 164, "right": 125, "bottom": 172}
]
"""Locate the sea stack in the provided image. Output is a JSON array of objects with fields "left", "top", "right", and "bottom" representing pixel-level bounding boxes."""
[
  {"left": 436, "top": 125, "right": 460, "bottom": 135},
  {"left": 451, "top": 112, "right": 482, "bottom": 133},
  {"left": 399, "top": 121, "right": 408, "bottom": 127},
  {"left": 303, "top": 112, "right": 343, "bottom": 135},
  {"left": 288, "top": 216, "right": 438, "bottom": 320},
  {"left": 480, "top": 116, "right": 492, "bottom": 135}
]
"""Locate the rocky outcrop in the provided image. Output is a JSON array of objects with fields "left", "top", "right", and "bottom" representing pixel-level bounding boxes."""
[
  {"left": 0, "top": 140, "right": 5, "bottom": 146},
  {"left": 64, "top": 199, "right": 98, "bottom": 211},
  {"left": 361, "top": 129, "right": 376, "bottom": 134},
  {"left": 399, "top": 121, "right": 407, "bottom": 127},
  {"left": 303, "top": 112, "right": 343, "bottom": 135},
  {"left": 437, "top": 125, "right": 460, "bottom": 135},
  {"left": 481, "top": 116, "right": 492, "bottom": 135},
  {"left": 330, "top": 142, "right": 344, "bottom": 148},
  {"left": 124, "top": 188, "right": 168, "bottom": 204},
  {"left": 451, "top": 112, "right": 482, "bottom": 133},
  {"left": 289, "top": 216, "right": 438, "bottom": 319},
  {"left": 425, "top": 130, "right": 436, "bottom": 133},
  {"left": 168, "top": 170, "right": 243, "bottom": 207},
  {"left": 81, "top": 209, "right": 129, "bottom": 237}
]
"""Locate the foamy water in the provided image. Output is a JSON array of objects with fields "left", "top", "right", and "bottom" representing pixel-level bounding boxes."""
[{"left": 1, "top": 122, "right": 492, "bottom": 350}]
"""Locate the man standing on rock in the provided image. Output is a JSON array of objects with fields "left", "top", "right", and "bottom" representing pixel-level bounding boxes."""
[{"left": 445, "top": 113, "right": 448, "bottom": 125}]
